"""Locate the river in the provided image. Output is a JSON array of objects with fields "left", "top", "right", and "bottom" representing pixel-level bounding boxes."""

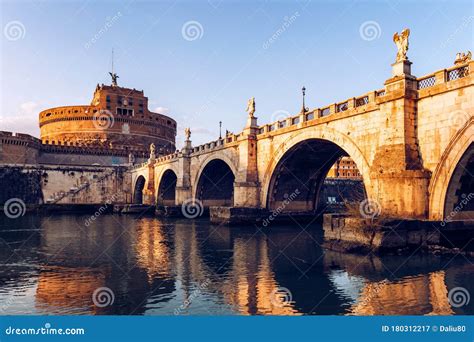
[{"left": 0, "top": 214, "right": 472, "bottom": 315}]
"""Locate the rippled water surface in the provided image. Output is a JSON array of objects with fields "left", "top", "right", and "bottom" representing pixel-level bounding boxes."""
[{"left": 0, "top": 214, "right": 472, "bottom": 315}]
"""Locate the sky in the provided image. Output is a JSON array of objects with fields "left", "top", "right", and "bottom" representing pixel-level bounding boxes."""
[{"left": 1, "top": 0, "right": 473, "bottom": 147}]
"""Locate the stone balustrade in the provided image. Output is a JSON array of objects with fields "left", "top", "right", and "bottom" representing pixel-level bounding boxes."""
[{"left": 130, "top": 59, "right": 472, "bottom": 175}]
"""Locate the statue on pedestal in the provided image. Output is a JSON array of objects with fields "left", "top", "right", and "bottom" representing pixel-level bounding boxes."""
[
  {"left": 455, "top": 51, "right": 472, "bottom": 65},
  {"left": 184, "top": 127, "right": 191, "bottom": 141},
  {"left": 393, "top": 28, "right": 410, "bottom": 62},
  {"left": 128, "top": 152, "right": 135, "bottom": 165},
  {"left": 149, "top": 143, "right": 156, "bottom": 160},
  {"left": 109, "top": 72, "right": 119, "bottom": 87},
  {"left": 246, "top": 97, "right": 256, "bottom": 118}
]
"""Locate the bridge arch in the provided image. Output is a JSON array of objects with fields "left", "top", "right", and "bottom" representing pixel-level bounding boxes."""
[
  {"left": 156, "top": 168, "right": 178, "bottom": 206},
  {"left": 194, "top": 156, "right": 236, "bottom": 207},
  {"left": 262, "top": 128, "right": 372, "bottom": 212},
  {"left": 133, "top": 175, "right": 146, "bottom": 204},
  {"left": 429, "top": 118, "right": 474, "bottom": 220}
]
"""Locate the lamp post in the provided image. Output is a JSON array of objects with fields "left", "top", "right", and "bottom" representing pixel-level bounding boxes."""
[
  {"left": 301, "top": 86, "right": 306, "bottom": 113},
  {"left": 219, "top": 121, "right": 222, "bottom": 139}
]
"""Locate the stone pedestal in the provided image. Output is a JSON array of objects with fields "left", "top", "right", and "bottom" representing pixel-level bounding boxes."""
[
  {"left": 181, "top": 139, "right": 192, "bottom": 154},
  {"left": 391, "top": 59, "right": 412, "bottom": 77},
  {"left": 246, "top": 116, "right": 257, "bottom": 129}
]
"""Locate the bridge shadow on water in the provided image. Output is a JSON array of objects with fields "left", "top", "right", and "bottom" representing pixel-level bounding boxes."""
[{"left": 0, "top": 214, "right": 472, "bottom": 315}]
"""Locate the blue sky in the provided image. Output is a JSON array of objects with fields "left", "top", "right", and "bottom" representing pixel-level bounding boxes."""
[{"left": 1, "top": 0, "right": 472, "bottom": 147}]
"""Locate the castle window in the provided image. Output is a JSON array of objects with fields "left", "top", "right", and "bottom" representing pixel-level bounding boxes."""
[
  {"left": 128, "top": 98, "right": 133, "bottom": 106},
  {"left": 139, "top": 101, "right": 143, "bottom": 107},
  {"left": 116, "top": 108, "right": 134, "bottom": 116},
  {"left": 106, "top": 105, "right": 111, "bottom": 110},
  {"left": 106, "top": 95, "right": 111, "bottom": 102},
  {"left": 117, "top": 96, "right": 122, "bottom": 105}
]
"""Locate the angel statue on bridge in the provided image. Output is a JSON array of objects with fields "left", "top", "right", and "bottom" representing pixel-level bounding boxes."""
[
  {"left": 246, "top": 97, "right": 256, "bottom": 118},
  {"left": 128, "top": 152, "right": 135, "bottom": 165},
  {"left": 393, "top": 28, "right": 410, "bottom": 62},
  {"left": 184, "top": 127, "right": 191, "bottom": 141},
  {"left": 455, "top": 51, "right": 472, "bottom": 65},
  {"left": 149, "top": 143, "right": 156, "bottom": 160}
]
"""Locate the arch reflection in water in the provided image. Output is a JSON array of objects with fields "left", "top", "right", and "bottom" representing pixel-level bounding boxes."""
[{"left": 0, "top": 214, "right": 472, "bottom": 315}]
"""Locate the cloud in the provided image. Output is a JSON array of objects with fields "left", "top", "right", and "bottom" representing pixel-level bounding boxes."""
[
  {"left": 0, "top": 101, "right": 40, "bottom": 137},
  {"left": 154, "top": 106, "right": 169, "bottom": 114},
  {"left": 20, "top": 101, "right": 39, "bottom": 116},
  {"left": 191, "top": 127, "right": 214, "bottom": 136}
]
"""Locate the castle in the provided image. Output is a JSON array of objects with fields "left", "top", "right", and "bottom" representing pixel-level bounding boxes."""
[
  {"left": 1, "top": 75, "right": 177, "bottom": 166},
  {"left": 0, "top": 76, "right": 177, "bottom": 205}
]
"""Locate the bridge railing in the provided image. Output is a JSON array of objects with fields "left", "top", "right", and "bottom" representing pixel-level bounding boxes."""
[
  {"left": 417, "top": 62, "right": 470, "bottom": 90},
  {"left": 128, "top": 60, "right": 471, "bottom": 167},
  {"left": 256, "top": 87, "right": 381, "bottom": 136},
  {"left": 190, "top": 137, "right": 229, "bottom": 155},
  {"left": 255, "top": 61, "right": 471, "bottom": 137}
]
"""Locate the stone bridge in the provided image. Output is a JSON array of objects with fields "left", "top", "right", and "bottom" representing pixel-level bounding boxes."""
[{"left": 129, "top": 57, "right": 474, "bottom": 223}]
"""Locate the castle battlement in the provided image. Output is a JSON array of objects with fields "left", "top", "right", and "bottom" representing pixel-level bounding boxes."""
[{"left": 38, "top": 79, "right": 177, "bottom": 154}]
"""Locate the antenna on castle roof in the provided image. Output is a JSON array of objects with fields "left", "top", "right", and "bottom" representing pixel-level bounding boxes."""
[{"left": 109, "top": 48, "right": 119, "bottom": 87}]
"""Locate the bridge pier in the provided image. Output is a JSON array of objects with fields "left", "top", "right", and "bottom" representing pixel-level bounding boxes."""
[
  {"left": 142, "top": 162, "right": 156, "bottom": 205},
  {"left": 368, "top": 59, "right": 432, "bottom": 219},
  {"left": 371, "top": 170, "right": 431, "bottom": 219},
  {"left": 233, "top": 182, "right": 260, "bottom": 207},
  {"left": 175, "top": 186, "right": 192, "bottom": 205}
]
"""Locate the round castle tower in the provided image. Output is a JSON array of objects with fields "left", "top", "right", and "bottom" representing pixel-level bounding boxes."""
[{"left": 39, "top": 77, "right": 176, "bottom": 155}]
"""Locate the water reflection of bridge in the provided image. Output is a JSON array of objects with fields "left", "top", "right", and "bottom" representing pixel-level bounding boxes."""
[{"left": 1, "top": 216, "right": 471, "bottom": 315}]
